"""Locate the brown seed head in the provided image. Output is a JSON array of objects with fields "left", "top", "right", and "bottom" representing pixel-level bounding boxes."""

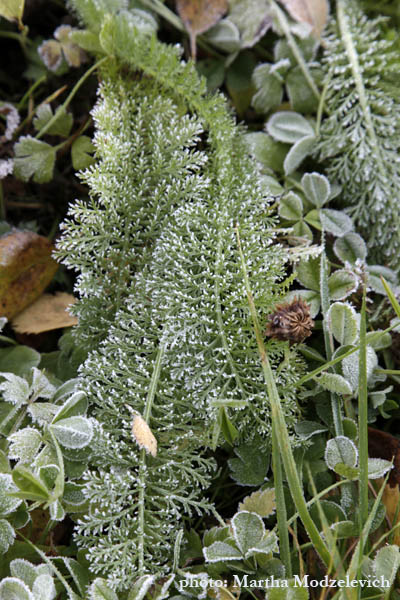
[{"left": 265, "top": 297, "right": 314, "bottom": 345}]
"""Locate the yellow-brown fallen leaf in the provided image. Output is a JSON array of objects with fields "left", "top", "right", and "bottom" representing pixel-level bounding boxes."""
[
  {"left": 176, "top": 0, "right": 228, "bottom": 59},
  {"left": 0, "top": 230, "right": 58, "bottom": 319},
  {"left": 12, "top": 292, "right": 77, "bottom": 334},
  {"left": 279, "top": 0, "right": 329, "bottom": 38},
  {"left": 376, "top": 480, "right": 400, "bottom": 546}
]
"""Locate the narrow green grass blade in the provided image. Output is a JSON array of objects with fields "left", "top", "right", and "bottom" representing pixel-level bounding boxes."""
[
  {"left": 381, "top": 277, "right": 400, "bottom": 318},
  {"left": 344, "top": 474, "right": 390, "bottom": 600},
  {"left": 272, "top": 423, "right": 292, "bottom": 577},
  {"left": 236, "top": 227, "right": 334, "bottom": 569},
  {"left": 284, "top": 323, "right": 397, "bottom": 391},
  {"left": 358, "top": 284, "right": 369, "bottom": 529}
]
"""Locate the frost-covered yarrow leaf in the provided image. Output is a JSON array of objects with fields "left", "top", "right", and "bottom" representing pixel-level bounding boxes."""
[
  {"left": 56, "top": 70, "right": 209, "bottom": 350},
  {"left": 58, "top": 7, "right": 306, "bottom": 592},
  {"left": 316, "top": 2, "right": 400, "bottom": 267}
]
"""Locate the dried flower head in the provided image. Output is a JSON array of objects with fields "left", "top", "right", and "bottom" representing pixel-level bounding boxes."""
[{"left": 265, "top": 297, "right": 314, "bottom": 344}]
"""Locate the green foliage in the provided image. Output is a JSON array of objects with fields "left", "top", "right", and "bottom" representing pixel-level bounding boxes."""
[
  {"left": 252, "top": 37, "right": 320, "bottom": 116},
  {"left": 4, "top": 0, "right": 400, "bottom": 595},
  {"left": 0, "top": 368, "right": 93, "bottom": 542},
  {"left": 204, "top": 511, "right": 278, "bottom": 562},
  {"left": 228, "top": 442, "right": 270, "bottom": 486},
  {"left": 52, "top": 2, "right": 312, "bottom": 590},
  {"left": 56, "top": 67, "right": 209, "bottom": 349},
  {"left": 316, "top": 1, "right": 400, "bottom": 268}
]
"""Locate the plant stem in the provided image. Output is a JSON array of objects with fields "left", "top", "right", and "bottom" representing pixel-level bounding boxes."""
[
  {"left": 236, "top": 225, "right": 333, "bottom": 568},
  {"left": 36, "top": 56, "right": 108, "bottom": 140},
  {"left": 358, "top": 283, "right": 369, "bottom": 529},
  {"left": 18, "top": 75, "right": 47, "bottom": 111},
  {"left": 137, "top": 341, "right": 165, "bottom": 573},
  {"left": 15, "top": 85, "right": 68, "bottom": 136},
  {"left": 271, "top": 423, "right": 292, "bottom": 577},
  {"left": 17, "top": 531, "right": 78, "bottom": 598},
  {"left": 316, "top": 76, "right": 330, "bottom": 136},
  {"left": 270, "top": 0, "right": 321, "bottom": 104},
  {"left": 320, "top": 244, "right": 343, "bottom": 436}
]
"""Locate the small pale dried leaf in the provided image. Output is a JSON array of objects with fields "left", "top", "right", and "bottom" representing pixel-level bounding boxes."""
[
  {"left": 0, "top": 231, "right": 58, "bottom": 319},
  {"left": 38, "top": 40, "right": 63, "bottom": 71},
  {"left": 132, "top": 415, "right": 157, "bottom": 457},
  {"left": 279, "top": 0, "right": 329, "bottom": 38},
  {"left": 0, "top": 103, "right": 20, "bottom": 141},
  {"left": 54, "top": 25, "right": 88, "bottom": 68},
  {"left": 11, "top": 292, "right": 77, "bottom": 334},
  {"left": 176, "top": 0, "right": 228, "bottom": 58}
]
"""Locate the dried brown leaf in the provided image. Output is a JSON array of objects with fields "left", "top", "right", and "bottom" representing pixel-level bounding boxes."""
[
  {"left": 12, "top": 292, "right": 77, "bottom": 334},
  {"left": 176, "top": 0, "right": 228, "bottom": 58},
  {"left": 0, "top": 231, "right": 58, "bottom": 319},
  {"left": 279, "top": 0, "right": 329, "bottom": 38}
]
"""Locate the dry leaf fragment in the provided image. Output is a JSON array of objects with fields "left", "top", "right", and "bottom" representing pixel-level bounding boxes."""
[
  {"left": 12, "top": 292, "right": 77, "bottom": 334},
  {"left": 38, "top": 25, "right": 87, "bottom": 72},
  {"left": 279, "top": 0, "right": 329, "bottom": 38},
  {"left": 176, "top": 0, "right": 228, "bottom": 59},
  {"left": 131, "top": 413, "right": 157, "bottom": 457},
  {"left": 0, "top": 231, "right": 58, "bottom": 319},
  {"left": 0, "top": 103, "right": 20, "bottom": 142}
]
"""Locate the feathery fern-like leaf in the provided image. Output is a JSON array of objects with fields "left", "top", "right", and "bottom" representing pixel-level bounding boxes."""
[
  {"left": 56, "top": 68, "right": 208, "bottom": 348},
  {"left": 58, "top": 3, "right": 306, "bottom": 590},
  {"left": 316, "top": 0, "right": 400, "bottom": 267}
]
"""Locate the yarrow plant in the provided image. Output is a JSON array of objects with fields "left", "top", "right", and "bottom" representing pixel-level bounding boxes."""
[
  {"left": 3, "top": 0, "right": 400, "bottom": 597},
  {"left": 54, "top": 0, "right": 309, "bottom": 590},
  {"left": 317, "top": 0, "right": 400, "bottom": 268}
]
